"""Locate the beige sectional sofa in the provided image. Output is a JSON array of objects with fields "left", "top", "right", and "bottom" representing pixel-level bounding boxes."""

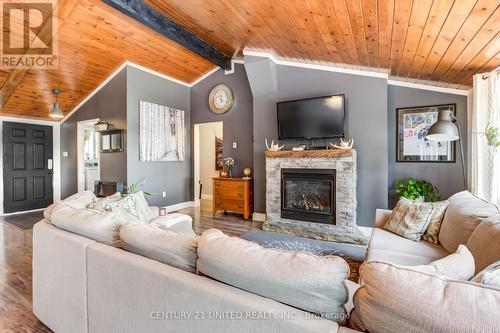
[{"left": 33, "top": 192, "right": 360, "bottom": 333}]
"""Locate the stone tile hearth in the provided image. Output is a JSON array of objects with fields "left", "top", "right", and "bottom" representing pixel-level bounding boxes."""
[{"left": 265, "top": 149, "right": 368, "bottom": 245}]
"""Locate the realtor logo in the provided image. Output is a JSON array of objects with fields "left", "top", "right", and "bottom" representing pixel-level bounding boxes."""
[{"left": 1, "top": 0, "right": 58, "bottom": 68}]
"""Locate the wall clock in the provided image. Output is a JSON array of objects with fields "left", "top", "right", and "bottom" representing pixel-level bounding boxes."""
[{"left": 208, "top": 84, "right": 234, "bottom": 114}]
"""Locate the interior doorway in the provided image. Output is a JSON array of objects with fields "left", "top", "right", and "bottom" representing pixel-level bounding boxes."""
[
  {"left": 77, "top": 119, "right": 101, "bottom": 193},
  {"left": 193, "top": 121, "right": 223, "bottom": 212}
]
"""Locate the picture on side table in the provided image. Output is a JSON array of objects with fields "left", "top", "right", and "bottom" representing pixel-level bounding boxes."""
[{"left": 396, "top": 104, "right": 456, "bottom": 162}]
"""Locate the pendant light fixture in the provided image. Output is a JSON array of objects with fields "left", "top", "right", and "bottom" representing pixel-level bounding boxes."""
[{"left": 50, "top": 88, "right": 64, "bottom": 118}]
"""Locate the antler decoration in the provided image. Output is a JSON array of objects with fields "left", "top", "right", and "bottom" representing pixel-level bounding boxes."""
[
  {"left": 330, "top": 138, "right": 354, "bottom": 149},
  {"left": 265, "top": 138, "right": 284, "bottom": 151}
]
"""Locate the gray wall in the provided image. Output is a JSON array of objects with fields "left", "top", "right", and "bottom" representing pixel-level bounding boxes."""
[
  {"left": 60, "top": 68, "right": 127, "bottom": 199},
  {"left": 190, "top": 63, "right": 253, "bottom": 178},
  {"left": 388, "top": 85, "right": 468, "bottom": 207},
  {"left": 246, "top": 57, "right": 389, "bottom": 227},
  {"left": 126, "top": 66, "right": 191, "bottom": 207}
]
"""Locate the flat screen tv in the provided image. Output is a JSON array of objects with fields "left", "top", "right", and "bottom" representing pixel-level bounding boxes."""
[{"left": 277, "top": 94, "right": 345, "bottom": 140}]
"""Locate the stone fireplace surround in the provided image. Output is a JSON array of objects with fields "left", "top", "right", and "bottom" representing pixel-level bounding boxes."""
[{"left": 264, "top": 149, "right": 368, "bottom": 245}]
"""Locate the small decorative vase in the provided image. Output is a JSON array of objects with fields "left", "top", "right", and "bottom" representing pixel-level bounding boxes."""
[{"left": 228, "top": 168, "right": 233, "bottom": 178}]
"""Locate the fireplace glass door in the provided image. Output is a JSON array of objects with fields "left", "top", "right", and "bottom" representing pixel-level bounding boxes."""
[{"left": 281, "top": 169, "right": 336, "bottom": 224}]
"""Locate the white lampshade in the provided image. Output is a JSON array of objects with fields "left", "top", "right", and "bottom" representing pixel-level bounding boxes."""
[
  {"left": 50, "top": 101, "right": 64, "bottom": 118},
  {"left": 426, "top": 109, "right": 459, "bottom": 142}
]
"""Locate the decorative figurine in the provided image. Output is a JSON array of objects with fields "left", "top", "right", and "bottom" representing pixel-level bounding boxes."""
[{"left": 265, "top": 138, "right": 284, "bottom": 151}]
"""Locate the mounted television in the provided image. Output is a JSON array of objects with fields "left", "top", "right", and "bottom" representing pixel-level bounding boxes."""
[{"left": 277, "top": 94, "right": 345, "bottom": 140}]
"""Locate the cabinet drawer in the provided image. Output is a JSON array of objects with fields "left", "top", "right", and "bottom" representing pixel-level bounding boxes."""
[
  {"left": 214, "top": 198, "right": 244, "bottom": 212},
  {"left": 214, "top": 180, "right": 244, "bottom": 191},
  {"left": 214, "top": 188, "right": 244, "bottom": 200}
]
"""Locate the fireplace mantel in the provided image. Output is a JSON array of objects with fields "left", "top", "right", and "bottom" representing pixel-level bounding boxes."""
[
  {"left": 265, "top": 149, "right": 352, "bottom": 158},
  {"left": 265, "top": 148, "right": 367, "bottom": 244}
]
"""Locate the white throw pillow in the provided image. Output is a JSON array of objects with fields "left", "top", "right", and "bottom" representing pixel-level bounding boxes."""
[
  {"left": 120, "top": 222, "right": 198, "bottom": 272},
  {"left": 409, "top": 244, "right": 475, "bottom": 280},
  {"left": 350, "top": 261, "right": 500, "bottom": 333},
  {"left": 129, "top": 191, "right": 155, "bottom": 223},
  {"left": 471, "top": 261, "right": 500, "bottom": 289},
  {"left": 50, "top": 203, "right": 133, "bottom": 247},
  {"left": 197, "top": 229, "right": 350, "bottom": 323}
]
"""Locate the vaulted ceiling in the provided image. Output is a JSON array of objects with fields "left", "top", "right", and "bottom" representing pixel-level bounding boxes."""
[{"left": 0, "top": 0, "right": 499, "bottom": 120}]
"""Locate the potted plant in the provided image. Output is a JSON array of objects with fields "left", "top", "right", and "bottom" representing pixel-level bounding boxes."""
[
  {"left": 394, "top": 178, "right": 440, "bottom": 202},
  {"left": 223, "top": 157, "right": 235, "bottom": 178},
  {"left": 484, "top": 122, "right": 500, "bottom": 151}
]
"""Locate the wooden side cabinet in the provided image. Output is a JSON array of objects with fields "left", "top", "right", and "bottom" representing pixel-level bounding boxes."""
[{"left": 213, "top": 177, "right": 253, "bottom": 220}]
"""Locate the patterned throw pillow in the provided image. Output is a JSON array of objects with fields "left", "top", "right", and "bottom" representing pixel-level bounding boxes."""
[
  {"left": 471, "top": 261, "right": 500, "bottom": 288},
  {"left": 129, "top": 191, "right": 155, "bottom": 223},
  {"left": 421, "top": 200, "right": 450, "bottom": 244},
  {"left": 108, "top": 195, "right": 139, "bottom": 220},
  {"left": 87, "top": 192, "right": 122, "bottom": 211},
  {"left": 384, "top": 197, "right": 448, "bottom": 241}
]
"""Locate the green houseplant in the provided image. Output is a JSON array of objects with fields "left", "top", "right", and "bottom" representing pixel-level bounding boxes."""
[
  {"left": 484, "top": 122, "right": 500, "bottom": 151},
  {"left": 124, "top": 178, "right": 154, "bottom": 196},
  {"left": 394, "top": 178, "right": 440, "bottom": 202}
]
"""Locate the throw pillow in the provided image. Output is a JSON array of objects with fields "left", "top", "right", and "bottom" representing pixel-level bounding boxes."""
[
  {"left": 129, "top": 191, "right": 155, "bottom": 223},
  {"left": 383, "top": 197, "right": 448, "bottom": 241},
  {"left": 350, "top": 261, "right": 500, "bottom": 333},
  {"left": 439, "top": 191, "right": 499, "bottom": 253},
  {"left": 421, "top": 200, "right": 449, "bottom": 244},
  {"left": 471, "top": 261, "right": 500, "bottom": 289},
  {"left": 108, "top": 195, "right": 139, "bottom": 221},
  {"left": 87, "top": 192, "right": 122, "bottom": 211},
  {"left": 410, "top": 244, "right": 475, "bottom": 280},
  {"left": 197, "top": 229, "right": 350, "bottom": 323},
  {"left": 466, "top": 214, "right": 500, "bottom": 273}
]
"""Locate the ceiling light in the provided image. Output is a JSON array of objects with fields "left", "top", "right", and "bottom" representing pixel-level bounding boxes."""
[{"left": 50, "top": 88, "right": 64, "bottom": 118}]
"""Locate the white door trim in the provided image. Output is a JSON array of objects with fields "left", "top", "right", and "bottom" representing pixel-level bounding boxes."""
[
  {"left": 77, "top": 119, "right": 100, "bottom": 193},
  {"left": 193, "top": 124, "right": 201, "bottom": 206}
]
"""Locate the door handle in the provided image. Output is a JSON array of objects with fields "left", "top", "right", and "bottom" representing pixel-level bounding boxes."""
[{"left": 48, "top": 159, "right": 53, "bottom": 170}]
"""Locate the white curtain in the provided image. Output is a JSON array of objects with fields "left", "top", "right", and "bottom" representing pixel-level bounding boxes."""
[{"left": 470, "top": 72, "right": 500, "bottom": 206}]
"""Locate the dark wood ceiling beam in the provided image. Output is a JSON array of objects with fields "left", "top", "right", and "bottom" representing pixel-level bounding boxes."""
[{"left": 101, "top": 0, "right": 231, "bottom": 70}]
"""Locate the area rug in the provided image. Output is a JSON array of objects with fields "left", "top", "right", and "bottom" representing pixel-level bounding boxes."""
[{"left": 240, "top": 230, "right": 364, "bottom": 282}]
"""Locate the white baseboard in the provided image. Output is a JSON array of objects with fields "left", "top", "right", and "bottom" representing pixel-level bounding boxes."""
[
  {"left": 252, "top": 212, "right": 266, "bottom": 222},
  {"left": 1, "top": 207, "right": 45, "bottom": 216},
  {"left": 164, "top": 201, "right": 195, "bottom": 212},
  {"left": 200, "top": 194, "right": 213, "bottom": 200}
]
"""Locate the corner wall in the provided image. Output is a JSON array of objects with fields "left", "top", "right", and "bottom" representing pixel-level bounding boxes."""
[
  {"left": 387, "top": 85, "right": 468, "bottom": 206},
  {"left": 245, "top": 57, "right": 389, "bottom": 227},
  {"left": 60, "top": 68, "right": 127, "bottom": 199},
  {"left": 126, "top": 66, "right": 191, "bottom": 207}
]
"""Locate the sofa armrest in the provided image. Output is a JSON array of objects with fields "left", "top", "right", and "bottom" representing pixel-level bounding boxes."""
[
  {"left": 374, "top": 209, "right": 392, "bottom": 228},
  {"left": 149, "top": 206, "right": 160, "bottom": 218}
]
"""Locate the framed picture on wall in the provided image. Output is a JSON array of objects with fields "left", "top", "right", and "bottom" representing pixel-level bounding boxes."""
[{"left": 396, "top": 104, "right": 456, "bottom": 162}]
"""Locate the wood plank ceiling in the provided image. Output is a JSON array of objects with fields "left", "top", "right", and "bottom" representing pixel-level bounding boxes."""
[{"left": 0, "top": 0, "right": 499, "bottom": 120}]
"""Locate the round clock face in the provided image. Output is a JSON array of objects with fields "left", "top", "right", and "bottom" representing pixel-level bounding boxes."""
[{"left": 209, "top": 84, "right": 234, "bottom": 114}]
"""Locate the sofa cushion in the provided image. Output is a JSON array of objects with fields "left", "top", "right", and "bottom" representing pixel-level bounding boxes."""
[
  {"left": 471, "top": 261, "right": 500, "bottom": 288},
  {"left": 383, "top": 197, "right": 447, "bottom": 241},
  {"left": 368, "top": 228, "right": 449, "bottom": 260},
  {"left": 44, "top": 191, "right": 97, "bottom": 221},
  {"left": 466, "top": 214, "right": 500, "bottom": 273},
  {"left": 50, "top": 203, "right": 132, "bottom": 247},
  {"left": 197, "top": 229, "right": 350, "bottom": 323},
  {"left": 410, "top": 245, "right": 475, "bottom": 280},
  {"left": 366, "top": 248, "right": 444, "bottom": 266},
  {"left": 120, "top": 222, "right": 198, "bottom": 272},
  {"left": 350, "top": 261, "right": 500, "bottom": 333},
  {"left": 439, "top": 191, "right": 499, "bottom": 253}
]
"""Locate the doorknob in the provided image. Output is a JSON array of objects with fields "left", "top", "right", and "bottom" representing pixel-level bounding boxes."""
[{"left": 48, "top": 159, "right": 53, "bottom": 170}]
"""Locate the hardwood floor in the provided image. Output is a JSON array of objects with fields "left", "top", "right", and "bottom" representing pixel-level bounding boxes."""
[{"left": 0, "top": 211, "right": 51, "bottom": 333}]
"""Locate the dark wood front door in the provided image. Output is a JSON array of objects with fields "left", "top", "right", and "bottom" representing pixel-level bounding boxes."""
[{"left": 3, "top": 122, "right": 53, "bottom": 213}]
